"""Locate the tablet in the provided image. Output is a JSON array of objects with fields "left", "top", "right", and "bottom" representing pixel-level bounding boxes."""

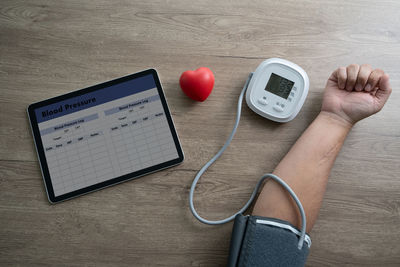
[{"left": 28, "top": 69, "right": 184, "bottom": 203}]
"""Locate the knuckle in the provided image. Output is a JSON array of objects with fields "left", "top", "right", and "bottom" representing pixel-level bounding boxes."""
[
  {"left": 361, "top": 63, "right": 372, "bottom": 70},
  {"left": 348, "top": 64, "right": 359, "bottom": 70}
]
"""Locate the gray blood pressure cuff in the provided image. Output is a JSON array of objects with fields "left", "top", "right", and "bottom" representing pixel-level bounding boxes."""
[{"left": 227, "top": 214, "right": 311, "bottom": 267}]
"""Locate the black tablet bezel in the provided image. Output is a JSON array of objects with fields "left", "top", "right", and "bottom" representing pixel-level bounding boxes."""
[{"left": 27, "top": 69, "right": 184, "bottom": 203}]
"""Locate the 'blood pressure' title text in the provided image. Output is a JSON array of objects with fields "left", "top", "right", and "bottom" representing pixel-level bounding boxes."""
[{"left": 41, "top": 98, "right": 96, "bottom": 118}]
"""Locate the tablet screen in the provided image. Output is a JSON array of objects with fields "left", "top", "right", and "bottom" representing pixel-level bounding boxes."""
[{"left": 29, "top": 70, "right": 183, "bottom": 201}]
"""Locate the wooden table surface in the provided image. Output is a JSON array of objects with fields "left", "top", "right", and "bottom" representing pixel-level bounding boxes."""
[{"left": 1, "top": 0, "right": 399, "bottom": 266}]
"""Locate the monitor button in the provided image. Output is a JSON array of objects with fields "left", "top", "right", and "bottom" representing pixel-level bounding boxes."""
[
  {"left": 273, "top": 105, "right": 284, "bottom": 112},
  {"left": 257, "top": 98, "right": 268, "bottom": 106}
]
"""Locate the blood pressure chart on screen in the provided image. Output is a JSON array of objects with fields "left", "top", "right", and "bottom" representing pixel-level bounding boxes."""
[{"left": 32, "top": 74, "right": 179, "bottom": 198}]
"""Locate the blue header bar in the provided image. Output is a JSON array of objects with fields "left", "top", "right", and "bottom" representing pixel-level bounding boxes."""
[{"left": 35, "top": 74, "right": 156, "bottom": 123}]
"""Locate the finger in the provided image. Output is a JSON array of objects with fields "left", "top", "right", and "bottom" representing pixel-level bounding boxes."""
[
  {"left": 365, "top": 69, "right": 384, "bottom": 92},
  {"left": 375, "top": 74, "right": 392, "bottom": 105},
  {"left": 345, "top": 64, "right": 360, "bottom": 91},
  {"left": 337, "top": 67, "right": 347, "bottom": 89},
  {"left": 356, "top": 64, "right": 372, "bottom": 91}
]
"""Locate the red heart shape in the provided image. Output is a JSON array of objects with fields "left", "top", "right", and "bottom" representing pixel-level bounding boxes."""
[{"left": 179, "top": 67, "right": 215, "bottom": 102}]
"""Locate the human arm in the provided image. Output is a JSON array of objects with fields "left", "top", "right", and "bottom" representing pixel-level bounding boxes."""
[{"left": 252, "top": 64, "right": 392, "bottom": 232}]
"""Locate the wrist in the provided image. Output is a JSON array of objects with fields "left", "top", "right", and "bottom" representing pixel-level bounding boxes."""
[{"left": 318, "top": 111, "right": 354, "bottom": 131}]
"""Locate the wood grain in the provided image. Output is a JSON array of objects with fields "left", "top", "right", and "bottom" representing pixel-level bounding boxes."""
[{"left": 1, "top": 0, "right": 399, "bottom": 266}]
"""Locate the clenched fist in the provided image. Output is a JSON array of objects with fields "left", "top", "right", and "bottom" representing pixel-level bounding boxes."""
[{"left": 321, "top": 64, "right": 392, "bottom": 126}]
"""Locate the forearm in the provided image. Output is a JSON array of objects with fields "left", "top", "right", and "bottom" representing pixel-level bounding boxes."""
[{"left": 252, "top": 111, "right": 352, "bottom": 232}]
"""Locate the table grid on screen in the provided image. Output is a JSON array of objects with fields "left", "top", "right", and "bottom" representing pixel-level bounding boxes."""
[{"left": 39, "top": 88, "right": 178, "bottom": 197}]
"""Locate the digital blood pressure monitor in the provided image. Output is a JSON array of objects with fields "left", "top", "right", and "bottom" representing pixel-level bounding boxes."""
[{"left": 246, "top": 58, "right": 309, "bottom": 122}]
